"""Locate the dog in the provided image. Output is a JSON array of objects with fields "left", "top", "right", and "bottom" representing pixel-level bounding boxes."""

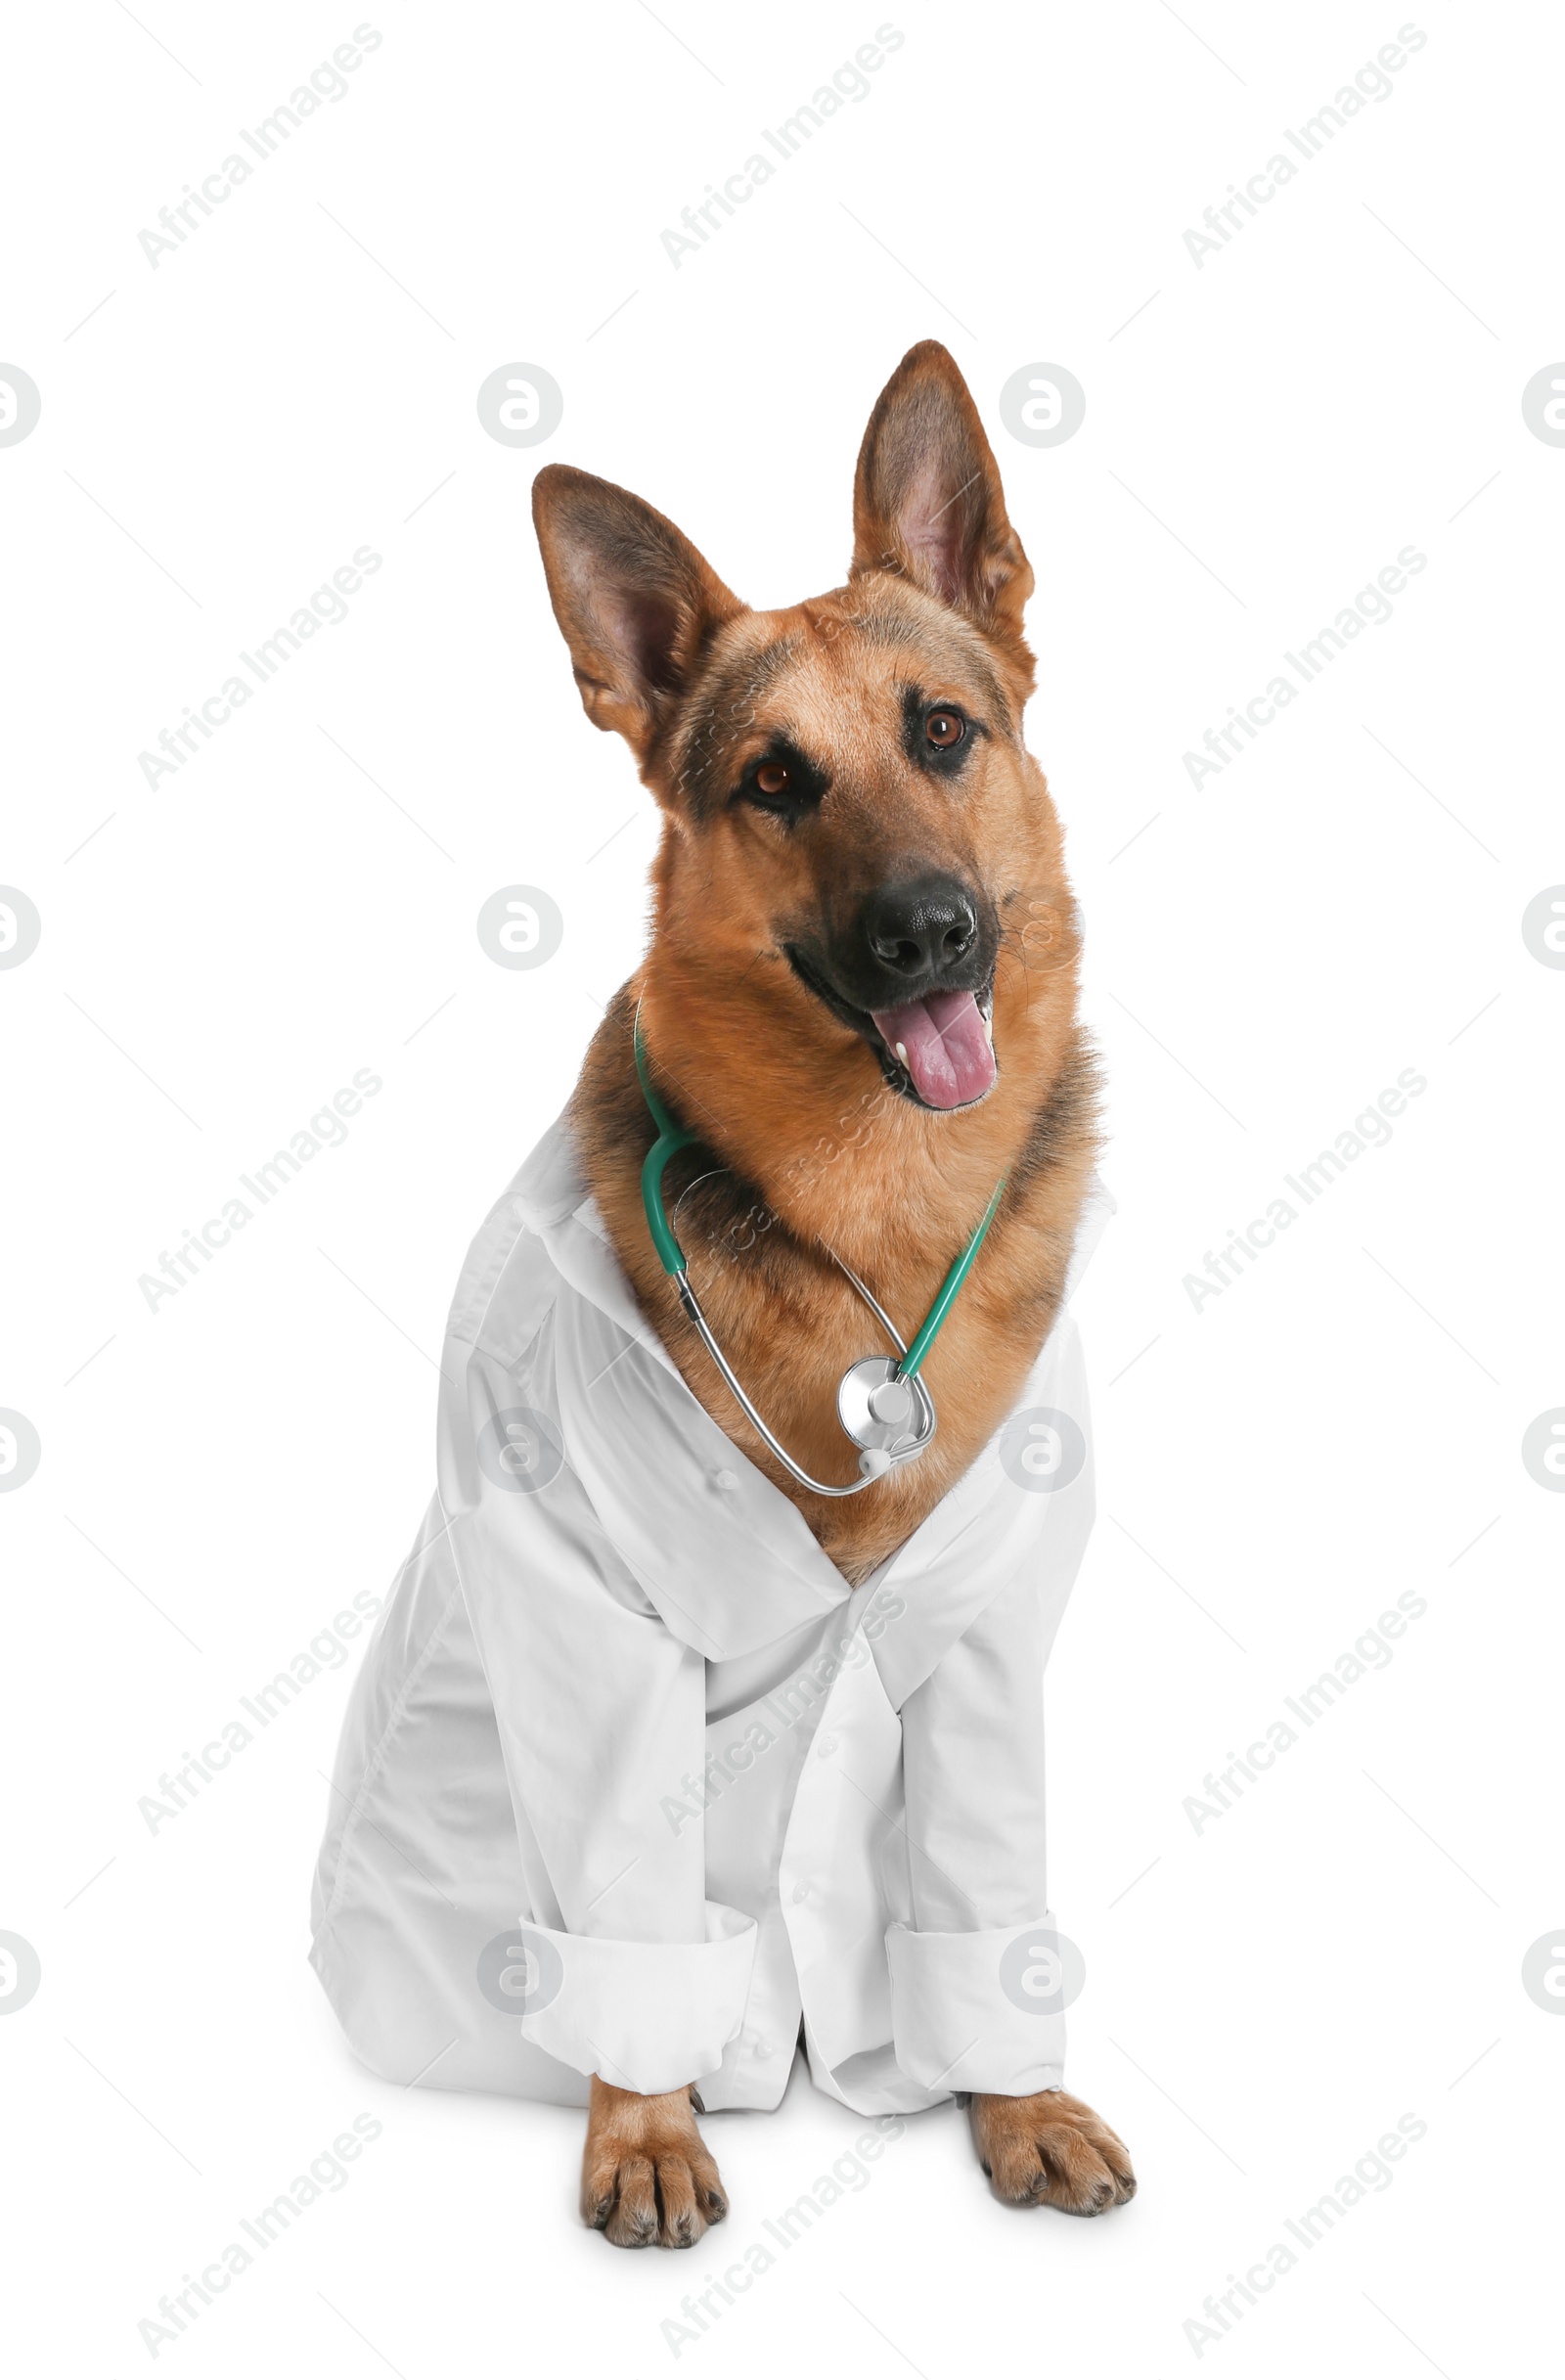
[{"left": 310, "top": 339, "right": 1134, "bottom": 2246}]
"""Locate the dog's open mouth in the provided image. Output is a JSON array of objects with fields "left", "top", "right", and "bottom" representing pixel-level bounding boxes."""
[
  {"left": 869, "top": 987, "right": 997, "bottom": 1109},
  {"left": 785, "top": 949, "right": 997, "bottom": 1110}
]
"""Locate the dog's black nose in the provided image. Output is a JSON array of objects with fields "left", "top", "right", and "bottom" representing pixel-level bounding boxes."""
[{"left": 864, "top": 876, "right": 978, "bottom": 981}]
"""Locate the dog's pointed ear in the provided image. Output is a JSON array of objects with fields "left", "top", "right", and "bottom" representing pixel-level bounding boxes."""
[
  {"left": 850, "top": 341, "right": 1034, "bottom": 679},
  {"left": 531, "top": 465, "right": 744, "bottom": 759}
]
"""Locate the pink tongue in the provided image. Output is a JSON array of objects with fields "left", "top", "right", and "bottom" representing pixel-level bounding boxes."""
[{"left": 870, "top": 989, "right": 996, "bottom": 1109}]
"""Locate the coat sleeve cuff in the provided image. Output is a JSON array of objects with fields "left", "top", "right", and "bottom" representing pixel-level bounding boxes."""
[
  {"left": 512, "top": 1904, "right": 758, "bottom": 2096},
  {"left": 885, "top": 1914, "right": 1072, "bottom": 2096}
]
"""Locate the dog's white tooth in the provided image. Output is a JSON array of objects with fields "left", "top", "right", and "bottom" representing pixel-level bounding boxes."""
[{"left": 895, "top": 1042, "right": 908, "bottom": 1063}]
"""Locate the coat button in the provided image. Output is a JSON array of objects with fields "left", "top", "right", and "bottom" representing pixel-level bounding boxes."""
[
  {"left": 816, "top": 1733, "right": 837, "bottom": 1758},
  {"left": 754, "top": 2037, "right": 775, "bottom": 2057},
  {"left": 713, "top": 1469, "right": 739, "bottom": 1492},
  {"left": 791, "top": 1880, "right": 811, "bottom": 1904}
]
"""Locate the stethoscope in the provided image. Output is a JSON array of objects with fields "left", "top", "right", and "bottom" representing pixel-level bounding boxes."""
[{"left": 634, "top": 1017, "right": 1006, "bottom": 1497}]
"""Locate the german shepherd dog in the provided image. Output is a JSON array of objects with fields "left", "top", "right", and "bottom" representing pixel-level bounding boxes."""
[{"left": 531, "top": 341, "right": 1135, "bottom": 2243}]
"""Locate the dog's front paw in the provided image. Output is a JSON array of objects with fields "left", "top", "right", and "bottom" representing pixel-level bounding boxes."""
[
  {"left": 969, "top": 2088, "right": 1137, "bottom": 2215},
  {"left": 580, "top": 2077, "right": 729, "bottom": 2249}
]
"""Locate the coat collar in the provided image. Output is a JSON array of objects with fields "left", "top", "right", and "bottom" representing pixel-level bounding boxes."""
[{"left": 511, "top": 1116, "right": 1111, "bottom": 1673}]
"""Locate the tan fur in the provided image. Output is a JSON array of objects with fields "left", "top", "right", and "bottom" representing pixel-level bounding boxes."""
[
  {"left": 580, "top": 2078, "right": 727, "bottom": 2248},
  {"left": 533, "top": 342, "right": 1132, "bottom": 2239},
  {"left": 969, "top": 2088, "right": 1137, "bottom": 2213}
]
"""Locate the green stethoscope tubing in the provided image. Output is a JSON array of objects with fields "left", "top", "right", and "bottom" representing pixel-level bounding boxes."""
[
  {"left": 896, "top": 1172, "right": 1007, "bottom": 1380},
  {"left": 634, "top": 1015, "right": 1006, "bottom": 1494},
  {"left": 635, "top": 1021, "right": 702, "bottom": 1277}
]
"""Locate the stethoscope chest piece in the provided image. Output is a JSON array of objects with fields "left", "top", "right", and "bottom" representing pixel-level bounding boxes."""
[
  {"left": 837, "top": 1356, "right": 936, "bottom": 1472},
  {"left": 633, "top": 1010, "right": 996, "bottom": 1499}
]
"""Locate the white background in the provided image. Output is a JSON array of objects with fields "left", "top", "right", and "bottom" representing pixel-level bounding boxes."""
[{"left": 3, "top": 1, "right": 1561, "bottom": 2371}]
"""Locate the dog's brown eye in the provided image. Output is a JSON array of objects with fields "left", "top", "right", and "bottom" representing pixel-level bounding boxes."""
[
  {"left": 926, "top": 709, "right": 964, "bottom": 748},
  {"left": 756, "top": 762, "right": 790, "bottom": 795}
]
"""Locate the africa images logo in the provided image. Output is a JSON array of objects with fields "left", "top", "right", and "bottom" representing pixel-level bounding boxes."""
[{"left": 658, "top": 25, "right": 904, "bottom": 268}]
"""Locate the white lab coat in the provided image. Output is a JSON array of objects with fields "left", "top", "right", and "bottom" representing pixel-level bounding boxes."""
[{"left": 310, "top": 1113, "right": 1109, "bottom": 2116}]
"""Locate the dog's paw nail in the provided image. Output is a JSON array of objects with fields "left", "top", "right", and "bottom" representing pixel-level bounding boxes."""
[{"left": 607, "top": 2206, "right": 656, "bottom": 2248}]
